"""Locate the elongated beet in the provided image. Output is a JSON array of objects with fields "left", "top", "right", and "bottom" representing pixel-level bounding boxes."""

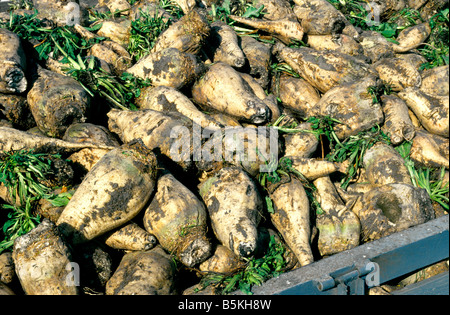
[
  {"left": 283, "top": 124, "right": 319, "bottom": 158},
  {"left": 399, "top": 87, "right": 449, "bottom": 138},
  {"left": 272, "top": 74, "right": 321, "bottom": 119},
  {"left": 63, "top": 123, "right": 120, "bottom": 173},
  {"left": 0, "top": 252, "right": 14, "bottom": 285},
  {"left": 374, "top": 57, "right": 422, "bottom": 92},
  {"left": 420, "top": 65, "right": 449, "bottom": 96},
  {"left": 74, "top": 23, "right": 132, "bottom": 76},
  {"left": 197, "top": 125, "right": 279, "bottom": 177},
  {"left": 240, "top": 72, "right": 281, "bottom": 122},
  {"left": 126, "top": 47, "right": 205, "bottom": 89},
  {"left": 191, "top": 62, "right": 271, "bottom": 124},
  {"left": 104, "top": 222, "right": 157, "bottom": 251},
  {"left": 392, "top": 22, "right": 431, "bottom": 53},
  {"left": 27, "top": 67, "right": 91, "bottom": 138},
  {"left": 293, "top": 0, "right": 357, "bottom": 36},
  {"left": 0, "top": 93, "right": 35, "bottom": 130},
  {"left": 199, "top": 244, "right": 245, "bottom": 275},
  {"left": 410, "top": 130, "right": 449, "bottom": 169},
  {"left": 306, "top": 34, "right": 364, "bottom": 56},
  {"left": 316, "top": 210, "right": 361, "bottom": 256},
  {"left": 287, "top": 156, "right": 346, "bottom": 181},
  {"left": 358, "top": 30, "right": 395, "bottom": 63},
  {"left": 352, "top": 183, "right": 435, "bottom": 242},
  {"left": 269, "top": 176, "right": 314, "bottom": 267},
  {"left": 13, "top": 219, "right": 78, "bottom": 295},
  {"left": 240, "top": 35, "right": 272, "bottom": 89},
  {"left": 106, "top": 246, "right": 177, "bottom": 295},
  {"left": 152, "top": 9, "right": 210, "bottom": 54},
  {"left": 363, "top": 142, "right": 412, "bottom": 186},
  {"left": 229, "top": 15, "right": 304, "bottom": 44},
  {"left": 205, "top": 21, "right": 246, "bottom": 68},
  {"left": 273, "top": 42, "right": 375, "bottom": 93},
  {"left": 136, "top": 85, "right": 222, "bottom": 129},
  {"left": 97, "top": 19, "right": 132, "bottom": 48},
  {"left": 199, "top": 167, "right": 263, "bottom": 258},
  {"left": 380, "top": 95, "right": 416, "bottom": 145},
  {"left": 0, "top": 29, "right": 27, "bottom": 94},
  {"left": 313, "top": 176, "right": 360, "bottom": 256},
  {"left": 0, "top": 126, "right": 115, "bottom": 155},
  {"left": 254, "top": 0, "right": 297, "bottom": 21},
  {"left": 313, "top": 75, "right": 384, "bottom": 139},
  {"left": 57, "top": 140, "right": 158, "bottom": 244},
  {"left": 144, "top": 172, "right": 212, "bottom": 267},
  {"left": 107, "top": 108, "right": 198, "bottom": 171}
]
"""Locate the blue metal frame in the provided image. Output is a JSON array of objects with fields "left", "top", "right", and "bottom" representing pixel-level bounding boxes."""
[{"left": 244, "top": 215, "right": 449, "bottom": 295}]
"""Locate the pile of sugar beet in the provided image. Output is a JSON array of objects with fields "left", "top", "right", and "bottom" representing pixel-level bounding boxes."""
[{"left": 0, "top": 0, "right": 448, "bottom": 295}]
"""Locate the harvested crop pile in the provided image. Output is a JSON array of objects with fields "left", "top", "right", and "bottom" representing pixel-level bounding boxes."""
[{"left": 0, "top": 0, "right": 448, "bottom": 295}]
